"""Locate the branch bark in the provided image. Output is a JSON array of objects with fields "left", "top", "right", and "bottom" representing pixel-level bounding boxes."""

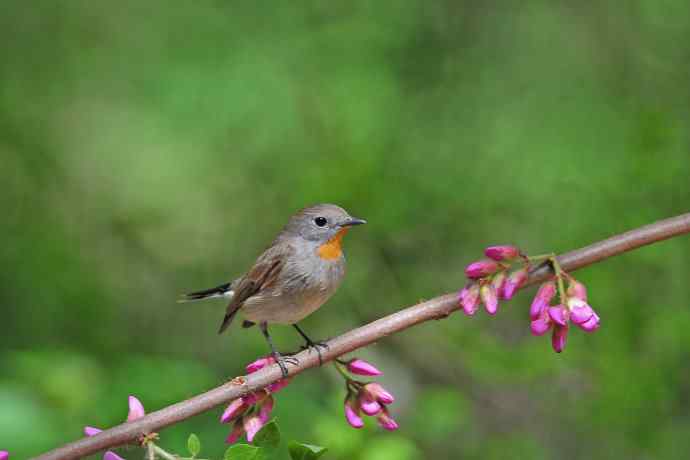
[{"left": 33, "top": 212, "right": 690, "bottom": 460}]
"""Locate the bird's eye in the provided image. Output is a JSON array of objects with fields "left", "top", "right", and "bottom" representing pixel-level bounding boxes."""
[{"left": 314, "top": 216, "right": 328, "bottom": 227}]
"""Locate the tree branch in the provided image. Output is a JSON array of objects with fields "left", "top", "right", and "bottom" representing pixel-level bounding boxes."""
[{"left": 33, "top": 212, "right": 690, "bottom": 460}]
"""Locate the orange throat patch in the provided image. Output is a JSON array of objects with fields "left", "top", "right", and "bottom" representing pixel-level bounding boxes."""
[{"left": 318, "top": 228, "right": 349, "bottom": 260}]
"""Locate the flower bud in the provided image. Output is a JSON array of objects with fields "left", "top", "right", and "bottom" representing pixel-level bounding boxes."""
[
  {"left": 491, "top": 271, "right": 507, "bottom": 299},
  {"left": 568, "top": 299, "right": 594, "bottom": 325},
  {"left": 246, "top": 356, "right": 274, "bottom": 374},
  {"left": 578, "top": 311, "right": 600, "bottom": 332},
  {"left": 502, "top": 267, "right": 528, "bottom": 300},
  {"left": 1, "top": 451, "right": 9, "bottom": 460},
  {"left": 359, "top": 396, "right": 382, "bottom": 416},
  {"left": 347, "top": 359, "right": 383, "bottom": 376},
  {"left": 530, "top": 282, "right": 556, "bottom": 319},
  {"left": 267, "top": 378, "right": 291, "bottom": 393},
  {"left": 484, "top": 245, "right": 520, "bottom": 261},
  {"left": 530, "top": 317, "right": 551, "bottom": 336},
  {"left": 258, "top": 395, "right": 275, "bottom": 423},
  {"left": 344, "top": 399, "right": 364, "bottom": 429},
  {"left": 225, "top": 419, "right": 244, "bottom": 444},
  {"left": 465, "top": 260, "right": 499, "bottom": 279},
  {"left": 104, "top": 452, "right": 126, "bottom": 460},
  {"left": 364, "top": 383, "right": 395, "bottom": 405},
  {"left": 126, "top": 396, "right": 145, "bottom": 422},
  {"left": 548, "top": 305, "right": 569, "bottom": 327},
  {"left": 567, "top": 279, "right": 587, "bottom": 301},
  {"left": 551, "top": 325, "right": 568, "bottom": 353},
  {"left": 480, "top": 283, "right": 499, "bottom": 315},
  {"left": 241, "top": 392, "right": 261, "bottom": 406},
  {"left": 376, "top": 408, "right": 399, "bottom": 431},
  {"left": 220, "top": 398, "right": 247, "bottom": 424},
  {"left": 243, "top": 414, "right": 264, "bottom": 443},
  {"left": 459, "top": 284, "right": 480, "bottom": 316},
  {"left": 84, "top": 426, "right": 102, "bottom": 437}
]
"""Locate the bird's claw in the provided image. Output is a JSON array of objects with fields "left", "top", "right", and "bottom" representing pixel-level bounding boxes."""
[
  {"left": 301, "top": 340, "right": 329, "bottom": 366},
  {"left": 273, "top": 353, "right": 299, "bottom": 378}
]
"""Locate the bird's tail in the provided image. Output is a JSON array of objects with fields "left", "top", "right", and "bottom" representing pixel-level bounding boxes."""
[
  {"left": 218, "top": 308, "right": 239, "bottom": 334},
  {"left": 178, "top": 282, "right": 234, "bottom": 303}
]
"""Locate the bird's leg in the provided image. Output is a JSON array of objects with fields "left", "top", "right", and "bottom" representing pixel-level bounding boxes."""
[
  {"left": 293, "top": 324, "right": 329, "bottom": 366},
  {"left": 259, "top": 322, "right": 297, "bottom": 378}
]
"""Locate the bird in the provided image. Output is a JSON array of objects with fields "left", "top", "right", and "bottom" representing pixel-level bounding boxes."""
[{"left": 181, "top": 203, "right": 366, "bottom": 376}]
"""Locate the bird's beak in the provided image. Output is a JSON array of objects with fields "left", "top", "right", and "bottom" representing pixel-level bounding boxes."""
[{"left": 341, "top": 217, "right": 367, "bottom": 227}]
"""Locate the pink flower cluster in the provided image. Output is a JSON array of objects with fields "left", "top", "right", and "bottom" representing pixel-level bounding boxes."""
[
  {"left": 221, "top": 356, "right": 291, "bottom": 444},
  {"left": 530, "top": 278, "right": 600, "bottom": 352},
  {"left": 0, "top": 450, "right": 8, "bottom": 460},
  {"left": 460, "top": 245, "right": 602, "bottom": 353},
  {"left": 460, "top": 245, "right": 528, "bottom": 315},
  {"left": 345, "top": 382, "right": 397, "bottom": 431},
  {"left": 84, "top": 395, "right": 147, "bottom": 460},
  {"left": 341, "top": 358, "right": 398, "bottom": 431}
]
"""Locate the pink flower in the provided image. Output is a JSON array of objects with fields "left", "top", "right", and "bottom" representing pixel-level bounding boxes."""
[
  {"left": 480, "top": 283, "right": 498, "bottom": 315},
  {"left": 464, "top": 260, "right": 499, "bottom": 279},
  {"left": 530, "top": 314, "right": 551, "bottom": 336},
  {"left": 530, "top": 282, "right": 556, "bottom": 319},
  {"left": 225, "top": 419, "right": 244, "bottom": 444},
  {"left": 347, "top": 359, "right": 383, "bottom": 376},
  {"left": 567, "top": 279, "right": 588, "bottom": 301},
  {"left": 548, "top": 305, "right": 569, "bottom": 327},
  {"left": 0, "top": 451, "right": 8, "bottom": 460},
  {"left": 344, "top": 399, "right": 364, "bottom": 428},
  {"left": 566, "top": 295, "right": 600, "bottom": 332},
  {"left": 552, "top": 325, "right": 568, "bottom": 353},
  {"left": 126, "top": 395, "right": 145, "bottom": 422},
  {"left": 84, "top": 395, "right": 148, "bottom": 447},
  {"left": 530, "top": 309, "right": 552, "bottom": 336},
  {"left": 241, "top": 392, "right": 260, "bottom": 406},
  {"left": 267, "top": 378, "right": 291, "bottom": 393},
  {"left": 258, "top": 395, "right": 274, "bottom": 423},
  {"left": 343, "top": 379, "right": 397, "bottom": 431},
  {"left": 84, "top": 426, "right": 102, "bottom": 437},
  {"left": 491, "top": 271, "right": 507, "bottom": 299},
  {"left": 223, "top": 355, "right": 290, "bottom": 444},
  {"left": 376, "top": 408, "right": 399, "bottom": 431},
  {"left": 502, "top": 267, "right": 528, "bottom": 300},
  {"left": 220, "top": 398, "right": 248, "bottom": 424},
  {"left": 243, "top": 413, "right": 265, "bottom": 443},
  {"left": 484, "top": 245, "right": 520, "bottom": 261},
  {"left": 359, "top": 394, "right": 382, "bottom": 416},
  {"left": 220, "top": 390, "right": 274, "bottom": 444},
  {"left": 579, "top": 311, "right": 601, "bottom": 332},
  {"left": 246, "top": 356, "right": 275, "bottom": 374},
  {"left": 246, "top": 356, "right": 291, "bottom": 393},
  {"left": 459, "top": 284, "right": 480, "bottom": 315},
  {"left": 103, "top": 452, "right": 125, "bottom": 460},
  {"left": 530, "top": 280, "right": 601, "bottom": 352},
  {"left": 221, "top": 389, "right": 276, "bottom": 443},
  {"left": 568, "top": 299, "right": 594, "bottom": 324},
  {"left": 363, "top": 383, "right": 395, "bottom": 405}
]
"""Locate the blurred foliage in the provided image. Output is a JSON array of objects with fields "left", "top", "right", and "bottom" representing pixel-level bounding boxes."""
[{"left": 1, "top": 1, "right": 690, "bottom": 459}]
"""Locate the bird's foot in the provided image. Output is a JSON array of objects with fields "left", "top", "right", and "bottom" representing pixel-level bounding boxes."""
[
  {"left": 301, "top": 339, "right": 329, "bottom": 366},
  {"left": 273, "top": 352, "right": 299, "bottom": 378}
]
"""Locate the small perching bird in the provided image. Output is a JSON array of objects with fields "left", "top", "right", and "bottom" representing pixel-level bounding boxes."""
[{"left": 181, "top": 203, "right": 366, "bottom": 376}]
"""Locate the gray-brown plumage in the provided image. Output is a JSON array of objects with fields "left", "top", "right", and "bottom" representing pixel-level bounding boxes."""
[{"left": 182, "top": 204, "right": 366, "bottom": 375}]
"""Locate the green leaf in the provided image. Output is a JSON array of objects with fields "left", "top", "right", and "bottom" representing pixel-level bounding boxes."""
[
  {"left": 187, "top": 433, "right": 201, "bottom": 457},
  {"left": 224, "top": 444, "right": 265, "bottom": 460},
  {"left": 253, "top": 419, "right": 281, "bottom": 449},
  {"left": 288, "top": 441, "right": 328, "bottom": 460}
]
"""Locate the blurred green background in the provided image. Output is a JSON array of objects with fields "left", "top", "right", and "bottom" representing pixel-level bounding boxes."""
[{"left": 1, "top": 1, "right": 689, "bottom": 459}]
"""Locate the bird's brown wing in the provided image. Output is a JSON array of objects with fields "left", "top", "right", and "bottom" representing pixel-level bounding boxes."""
[{"left": 217, "top": 242, "right": 293, "bottom": 334}]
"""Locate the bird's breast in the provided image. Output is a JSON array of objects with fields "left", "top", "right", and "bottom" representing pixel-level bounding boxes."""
[{"left": 317, "top": 228, "right": 349, "bottom": 260}]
